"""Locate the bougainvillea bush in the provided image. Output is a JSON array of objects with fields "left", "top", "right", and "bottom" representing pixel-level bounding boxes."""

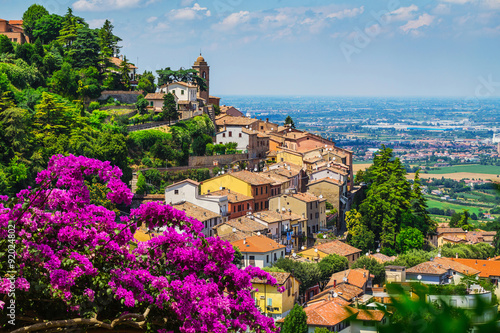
[{"left": 0, "top": 155, "right": 280, "bottom": 332}]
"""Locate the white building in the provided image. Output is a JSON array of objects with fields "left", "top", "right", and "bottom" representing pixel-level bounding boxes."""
[
  {"left": 160, "top": 81, "right": 198, "bottom": 103},
  {"left": 215, "top": 125, "right": 248, "bottom": 151},
  {"left": 165, "top": 179, "right": 229, "bottom": 221},
  {"left": 231, "top": 235, "right": 286, "bottom": 268},
  {"left": 309, "top": 166, "right": 348, "bottom": 184}
]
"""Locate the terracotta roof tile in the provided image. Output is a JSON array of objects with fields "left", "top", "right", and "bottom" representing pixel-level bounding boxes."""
[
  {"left": 355, "top": 309, "right": 385, "bottom": 322},
  {"left": 437, "top": 227, "right": 466, "bottom": 234},
  {"left": 231, "top": 235, "right": 285, "bottom": 253},
  {"left": 314, "top": 240, "right": 362, "bottom": 257},
  {"left": 448, "top": 258, "right": 500, "bottom": 278},
  {"left": 231, "top": 170, "right": 273, "bottom": 186},
  {"left": 165, "top": 179, "right": 200, "bottom": 189},
  {"left": 254, "top": 210, "right": 303, "bottom": 223},
  {"left": 406, "top": 261, "right": 449, "bottom": 275},
  {"left": 301, "top": 300, "right": 357, "bottom": 326},
  {"left": 215, "top": 116, "right": 257, "bottom": 127},
  {"left": 222, "top": 216, "right": 267, "bottom": 233},
  {"left": 327, "top": 269, "right": 370, "bottom": 289},
  {"left": 109, "top": 57, "right": 137, "bottom": 69},
  {"left": 218, "top": 230, "right": 252, "bottom": 243},
  {"left": 145, "top": 93, "right": 166, "bottom": 100},
  {"left": 433, "top": 257, "right": 480, "bottom": 276},
  {"left": 208, "top": 189, "right": 253, "bottom": 203},
  {"left": 251, "top": 272, "right": 292, "bottom": 285},
  {"left": 441, "top": 236, "right": 466, "bottom": 243},
  {"left": 314, "top": 283, "right": 364, "bottom": 302},
  {"left": 308, "top": 177, "right": 344, "bottom": 187},
  {"left": 291, "top": 192, "right": 321, "bottom": 203},
  {"left": 171, "top": 201, "right": 220, "bottom": 222},
  {"left": 368, "top": 253, "right": 396, "bottom": 263}
]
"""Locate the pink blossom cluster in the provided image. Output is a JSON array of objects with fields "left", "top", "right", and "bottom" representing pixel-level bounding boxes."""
[{"left": 0, "top": 154, "right": 280, "bottom": 332}]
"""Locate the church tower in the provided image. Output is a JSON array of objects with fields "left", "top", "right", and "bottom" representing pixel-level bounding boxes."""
[{"left": 192, "top": 54, "right": 209, "bottom": 103}]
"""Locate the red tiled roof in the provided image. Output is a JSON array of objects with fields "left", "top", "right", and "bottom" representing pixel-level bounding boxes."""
[
  {"left": 109, "top": 57, "right": 137, "bottom": 69},
  {"left": 231, "top": 235, "right": 285, "bottom": 254},
  {"left": 437, "top": 227, "right": 466, "bottom": 234},
  {"left": 448, "top": 258, "right": 500, "bottom": 278},
  {"left": 433, "top": 257, "right": 480, "bottom": 276},
  {"left": 406, "top": 261, "right": 448, "bottom": 275},
  {"left": 208, "top": 189, "right": 253, "bottom": 203},
  {"left": 251, "top": 272, "right": 293, "bottom": 285},
  {"left": 231, "top": 170, "right": 273, "bottom": 186},
  {"left": 314, "top": 240, "right": 362, "bottom": 257},
  {"left": 355, "top": 309, "right": 385, "bottom": 322},
  {"left": 302, "top": 301, "right": 357, "bottom": 326},
  {"left": 165, "top": 179, "right": 200, "bottom": 189},
  {"left": 308, "top": 177, "right": 344, "bottom": 187},
  {"left": 327, "top": 269, "right": 370, "bottom": 289}
]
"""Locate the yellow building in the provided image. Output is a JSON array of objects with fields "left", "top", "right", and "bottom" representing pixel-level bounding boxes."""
[
  {"left": 437, "top": 227, "right": 467, "bottom": 247},
  {"left": 276, "top": 149, "right": 303, "bottom": 167},
  {"left": 252, "top": 272, "right": 300, "bottom": 320},
  {"left": 201, "top": 173, "right": 251, "bottom": 197}
]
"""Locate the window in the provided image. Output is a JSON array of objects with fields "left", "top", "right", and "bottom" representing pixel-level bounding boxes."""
[
  {"left": 310, "top": 213, "right": 312, "bottom": 220},
  {"left": 267, "top": 298, "right": 272, "bottom": 307},
  {"left": 150, "top": 101, "right": 153, "bottom": 106},
  {"left": 261, "top": 187, "right": 263, "bottom": 195},
  {"left": 310, "top": 202, "right": 313, "bottom": 209},
  {"left": 266, "top": 255, "right": 269, "bottom": 263},
  {"left": 316, "top": 202, "right": 318, "bottom": 208},
  {"left": 233, "top": 206, "right": 236, "bottom": 212},
  {"left": 174, "top": 190, "right": 179, "bottom": 195},
  {"left": 265, "top": 201, "right": 269, "bottom": 209},
  {"left": 254, "top": 203, "right": 259, "bottom": 211},
  {"left": 181, "top": 90, "right": 184, "bottom": 95},
  {"left": 249, "top": 256, "right": 255, "bottom": 266},
  {"left": 229, "top": 131, "right": 232, "bottom": 137},
  {"left": 239, "top": 133, "right": 242, "bottom": 138},
  {"left": 223, "top": 133, "right": 226, "bottom": 137},
  {"left": 274, "top": 253, "right": 277, "bottom": 261},
  {"left": 315, "top": 212, "right": 319, "bottom": 218},
  {"left": 266, "top": 187, "right": 268, "bottom": 194}
]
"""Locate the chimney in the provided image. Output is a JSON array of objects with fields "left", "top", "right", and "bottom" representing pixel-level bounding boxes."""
[
  {"left": 456, "top": 253, "right": 459, "bottom": 259},
  {"left": 243, "top": 238, "right": 246, "bottom": 244},
  {"left": 228, "top": 189, "right": 231, "bottom": 193},
  {"left": 266, "top": 118, "right": 269, "bottom": 123}
]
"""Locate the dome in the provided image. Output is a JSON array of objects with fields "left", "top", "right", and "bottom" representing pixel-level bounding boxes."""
[{"left": 196, "top": 55, "right": 205, "bottom": 62}]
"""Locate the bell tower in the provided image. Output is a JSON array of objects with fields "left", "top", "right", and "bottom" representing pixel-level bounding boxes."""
[{"left": 192, "top": 53, "right": 209, "bottom": 102}]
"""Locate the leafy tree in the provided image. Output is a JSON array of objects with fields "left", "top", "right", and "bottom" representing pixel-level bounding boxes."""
[
  {"left": 396, "top": 227, "right": 425, "bottom": 253},
  {"left": 359, "top": 145, "right": 412, "bottom": 250},
  {"left": 97, "top": 19, "right": 122, "bottom": 57},
  {"left": 411, "top": 169, "right": 434, "bottom": 235},
  {"left": 352, "top": 256, "right": 385, "bottom": 285},
  {"left": 314, "top": 328, "right": 331, "bottom": 333},
  {"left": 162, "top": 93, "right": 177, "bottom": 124},
  {"left": 119, "top": 57, "right": 133, "bottom": 90},
  {"left": 136, "top": 170, "right": 147, "bottom": 195},
  {"left": 317, "top": 254, "right": 348, "bottom": 282},
  {"left": 281, "top": 304, "right": 307, "bottom": 333},
  {"left": 48, "top": 62, "right": 79, "bottom": 98},
  {"left": 77, "top": 66, "right": 101, "bottom": 103},
  {"left": 349, "top": 224, "right": 376, "bottom": 253},
  {"left": 156, "top": 67, "right": 206, "bottom": 90},
  {"left": 0, "top": 35, "right": 14, "bottom": 54},
  {"left": 449, "top": 210, "right": 471, "bottom": 231},
  {"left": 22, "top": 4, "right": 49, "bottom": 42},
  {"left": 273, "top": 258, "right": 322, "bottom": 294},
  {"left": 57, "top": 8, "right": 87, "bottom": 46},
  {"left": 354, "top": 169, "right": 365, "bottom": 185},
  {"left": 32, "top": 14, "right": 64, "bottom": 44},
  {"left": 285, "top": 115, "right": 296, "bottom": 128},
  {"left": 137, "top": 70, "right": 155, "bottom": 93},
  {"left": 135, "top": 94, "right": 149, "bottom": 115},
  {"left": 233, "top": 246, "right": 243, "bottom": 266},
  {"left": 192, "top": 134, "right": 213, "bottom": 156},
  {"left": 69, "top": 27, "right": 100, "bottom": 69}
]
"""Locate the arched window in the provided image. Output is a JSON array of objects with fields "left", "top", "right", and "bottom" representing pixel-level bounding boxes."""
[{"left": 202, "top": 71, "right": 206, "bottom": 79}]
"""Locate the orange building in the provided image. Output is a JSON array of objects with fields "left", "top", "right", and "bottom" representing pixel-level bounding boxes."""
[
  {"left": 0, "top": 19, "right": 28, "bottom": 44},
  {"left": 207, "top": 188, "right": 254, "bottom": 219}
]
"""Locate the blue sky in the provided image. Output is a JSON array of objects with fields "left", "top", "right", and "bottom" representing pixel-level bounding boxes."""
[{"left": 3, "top": 0, "right": 500, "bottom": 97}]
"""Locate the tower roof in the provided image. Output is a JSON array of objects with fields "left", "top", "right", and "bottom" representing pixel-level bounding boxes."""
[
  {"left": 196, "top": 55, "right": 205, "bottom": 62},
  {"left": 194, "top": 53, "right": 208, "bottom": 66}
]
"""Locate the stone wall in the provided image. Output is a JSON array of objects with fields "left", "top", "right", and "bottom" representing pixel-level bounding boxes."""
[
  {"left": 98, "top": 90, "right": 143, "bottom": 104},
  {"left": 188, "top": 153, "right": 248, "bottom": 168}
]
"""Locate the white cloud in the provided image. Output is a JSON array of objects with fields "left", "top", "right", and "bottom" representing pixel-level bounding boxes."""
[
  {"left": 214, "top": 11, "right": 251, "bottom": 31},
  {"left": 433, "top": 4, "right": 451, "bottom": 14},
  {"left": 327, "top": 6, "right": 364, "bottom": 19},
  {"left": 146, "top": 16, "right": 158, "bottom": 23},
  {"left": 483, "top": 0, "right": 500, "bottom": 9},
  {"left": 400, "top": 13, "right": 435, "bottom": 33},
  {"left": 387, "top": 5, "right": 419, "bottom": 21},
  {"left": 169, "top": 3, "right": 211, "bottom": 20},
  {"left": 88, "top": 18, "right": 107, "bottom": 28},
  {"left": 73, "top": 0, "right": 145, "bottom": 11}
]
